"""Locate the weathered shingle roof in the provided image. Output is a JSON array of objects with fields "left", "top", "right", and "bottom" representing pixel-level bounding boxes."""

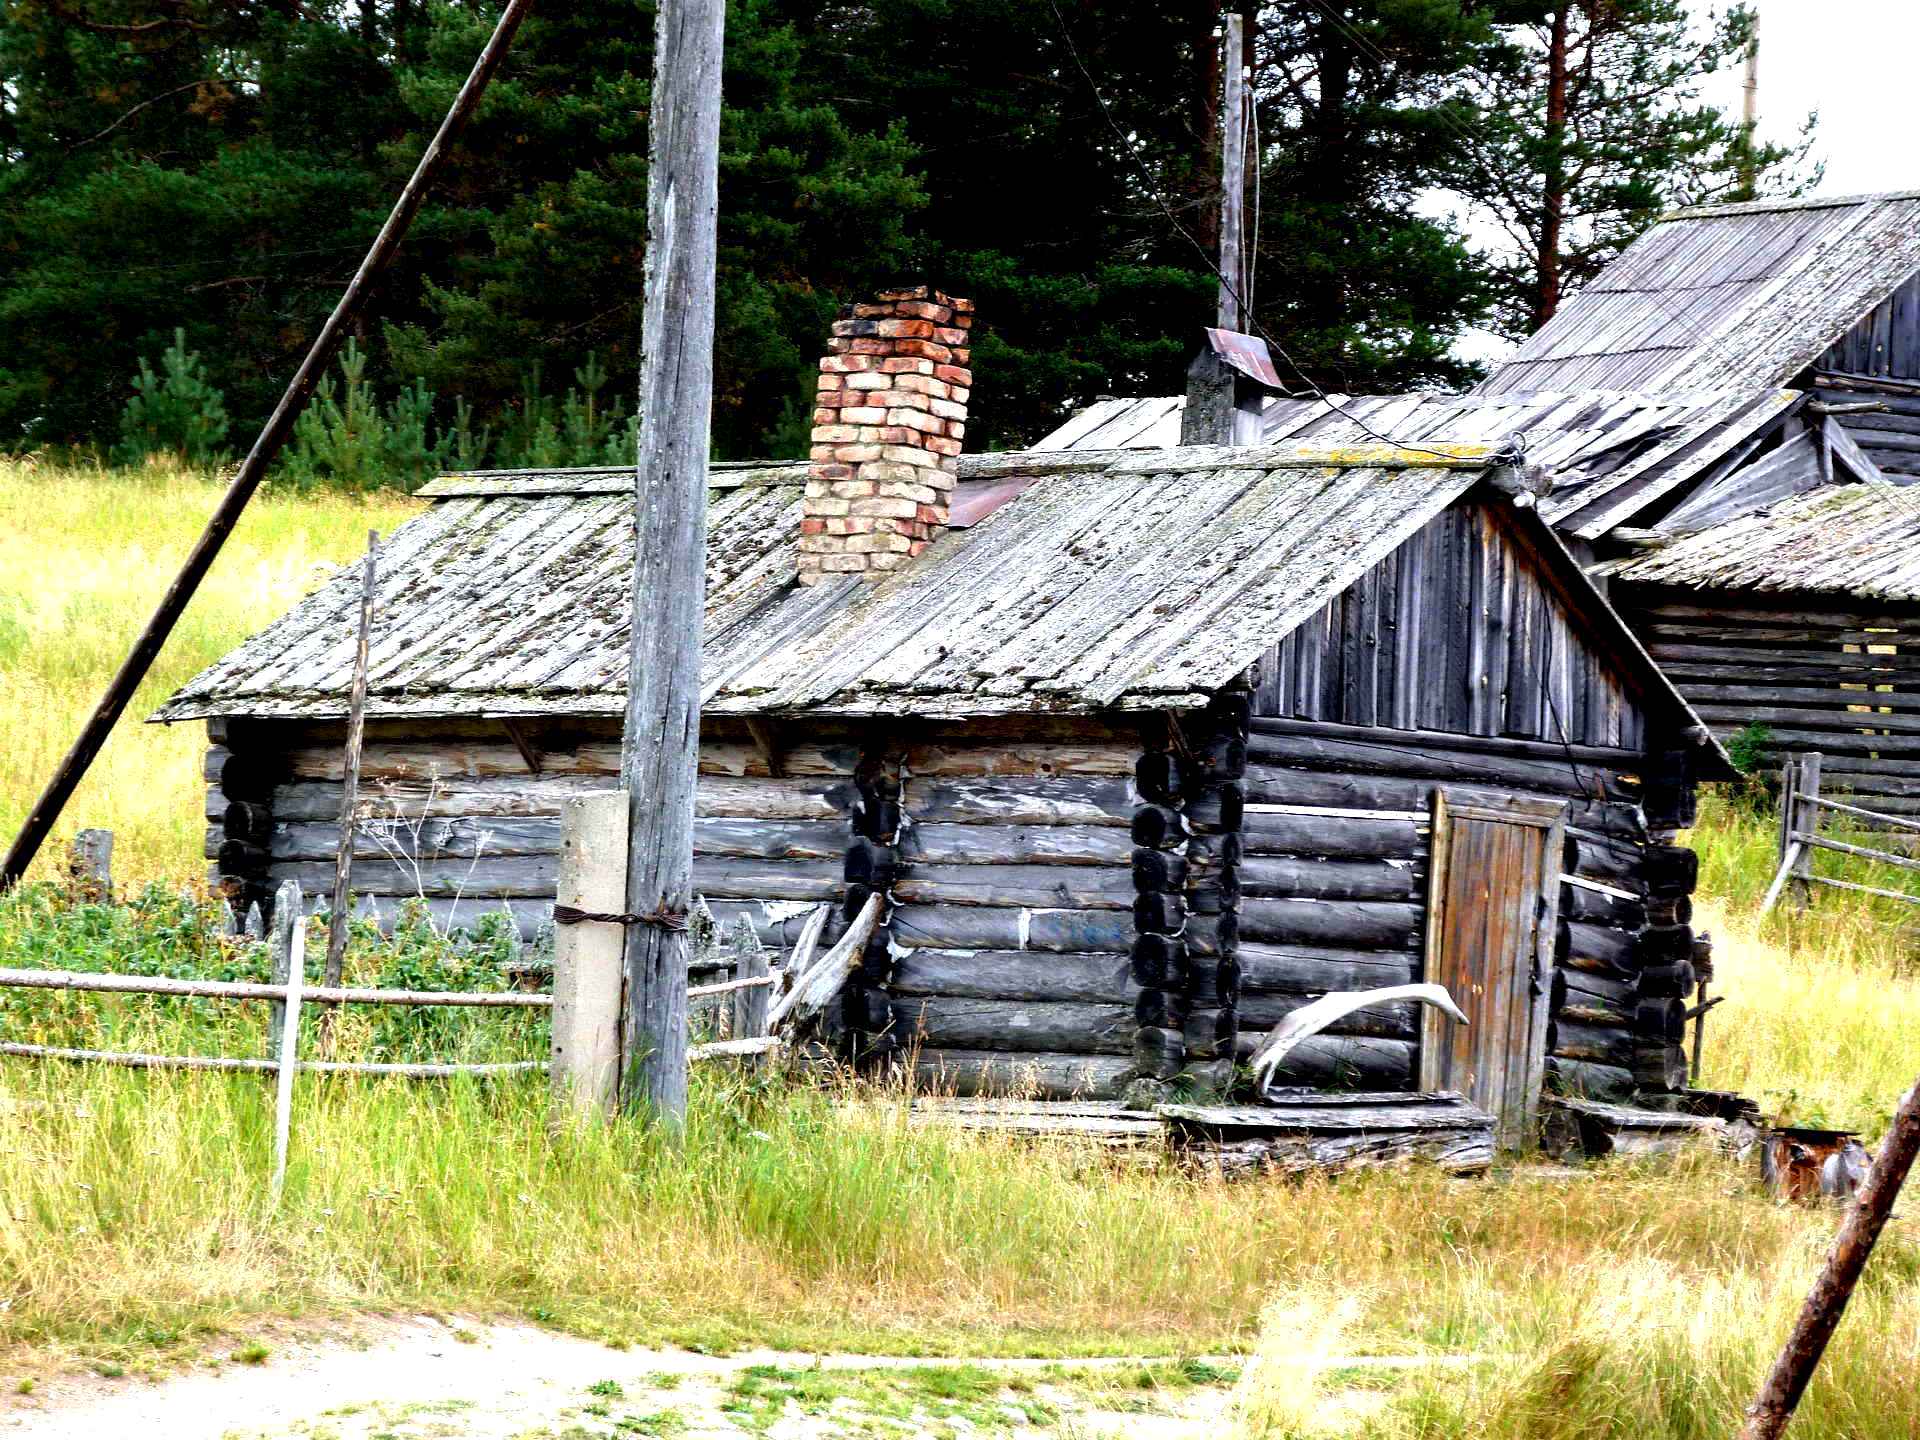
[
  {"left": 1606, "top": 484, "right": 1920, "bottom": 604},
  {"left": 1036, "top": 387, "right": 1800, "bottom": 542},
  {"left": 1478, "top": 191, "right": 1920, "bottom": 396},
  {"left": 157, "top": 445, "right": 1519, "bottom": 722}
]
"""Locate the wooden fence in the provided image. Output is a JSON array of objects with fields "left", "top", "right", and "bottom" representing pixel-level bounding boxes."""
[{"left": 1763, "top": 753, "right": 1920, "bottom": 913}]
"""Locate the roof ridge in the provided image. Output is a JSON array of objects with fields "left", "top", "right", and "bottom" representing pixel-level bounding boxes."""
[{"left": 1657, "top": 189, "right": 1920, "bottom": 222}]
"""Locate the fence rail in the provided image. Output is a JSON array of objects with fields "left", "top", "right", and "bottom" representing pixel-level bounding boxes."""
[{"left": 1764, "top": 753, "right": 1920, "bottom": 914}]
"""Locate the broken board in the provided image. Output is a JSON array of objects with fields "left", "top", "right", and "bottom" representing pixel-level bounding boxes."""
[{"left": 1157, "top": 1089, "right": 1496, "bottom": 1177}]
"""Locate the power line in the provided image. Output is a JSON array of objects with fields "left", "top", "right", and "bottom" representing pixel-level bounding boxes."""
[{"left": 1042, "top": 0, "right": 1472, "bottom": 464}]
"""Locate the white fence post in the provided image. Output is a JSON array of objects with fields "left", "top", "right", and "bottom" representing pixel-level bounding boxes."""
[
  {"left": 550, "top": 791, "right": 629, "bottom": 1119},
  {"left": 271, "top": 913, "right": 306, "bottom": 1202}
]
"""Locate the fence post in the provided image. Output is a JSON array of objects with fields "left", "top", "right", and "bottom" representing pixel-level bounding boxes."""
[
  {"left": 270, "top": 912, "right": 306, "bottom": 1202},
  {"left": 1791, "top": 753, "right": 1822, "bottom": 911},
  {"left": 69, "top": 829, "right": 113, "bottom": 903},
  {"left": 1776, "top": 759, "right": 1797, "bottom": 870},
  {"left": 266, "top": 880, "right": 303, "bottom": 1061},
  {"left": 551, "top": 791, "right": 628, "bottom": 1119},
  {"left": 731, "top": 918, "right": 771, "bottom": 1048}
]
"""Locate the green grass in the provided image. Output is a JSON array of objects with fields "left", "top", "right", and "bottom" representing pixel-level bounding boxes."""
[
  {"left": 5, "top": 463, "right": 1920, "bottom": 1438},
  {"left": 0, "top": 457, "right": 417, "bottom": 891}
]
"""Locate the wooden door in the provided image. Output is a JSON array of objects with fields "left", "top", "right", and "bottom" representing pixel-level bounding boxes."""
[{"left": 1418, "top": 791, "right": 1566, "bottom": 1150}]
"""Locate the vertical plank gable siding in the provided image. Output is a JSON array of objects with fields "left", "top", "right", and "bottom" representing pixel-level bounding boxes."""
[
  {"left": 1618, "top": 582, "right": 1920, "bottom": 816},
  {"left": 1242, "top": 501, "right": 1680, "bottom": 1101},
  {"left": 208, "top": 713, "right": 1144, "bottom": 1098},
  {"left": 1257, "top": 500, "right": 1645, "bottom": 751}
]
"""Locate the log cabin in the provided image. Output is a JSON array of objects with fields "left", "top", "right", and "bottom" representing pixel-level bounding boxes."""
[
  {"left": 156, "top": 288, "right": 1731, "bottom": 1140},
  {"left": 1050, "top": 191, "right": 1920, "bottom": 800}
]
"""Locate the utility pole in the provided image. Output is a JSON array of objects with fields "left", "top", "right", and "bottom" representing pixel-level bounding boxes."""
[
  {"left": 1739, "top": 12, "right": 1761, "bottom": 199},
  {"left": 618, "top": 0, "right": 726, "bottom": 1120},
  {"left": 1217, "top": 7, "right": 1247, "bottom": 331}
]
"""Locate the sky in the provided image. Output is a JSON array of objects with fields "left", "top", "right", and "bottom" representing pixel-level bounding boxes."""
[
  {"left": 1454, "top": 0, "right": 1918, "bottom": 366},
  {"left": 1713, "top": 0, "right": 1916, "bottom": 198}
]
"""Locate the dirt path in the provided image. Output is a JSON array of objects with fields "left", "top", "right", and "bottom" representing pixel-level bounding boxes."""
[{"left": 0, "top": 1316, "right": 1253, "bottom": 1439}]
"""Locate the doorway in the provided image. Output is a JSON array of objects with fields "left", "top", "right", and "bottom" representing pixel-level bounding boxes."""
[{"left": 1418, "top": 790, "right": 1567, "bottom": 1149}]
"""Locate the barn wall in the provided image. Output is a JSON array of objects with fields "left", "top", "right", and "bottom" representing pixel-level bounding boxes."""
[
  {"left": 204, "top": 712, "right": 1152, "bottom": 1098},
  {"left": 1236, "top": 717, "right": 1700, "bottom": 1101},
  {"left": 1254, "top": 498, "right": 1649, "bottom": 751},
  {"left": 1817, "top": 270, "right": 1920, "bottom": 387},
  {"left": 1809, "top": 376, "right": 1920, "bottom": 481},
  {"left": 1617, "top": 582, "right": 1920, "bottom": 816}
]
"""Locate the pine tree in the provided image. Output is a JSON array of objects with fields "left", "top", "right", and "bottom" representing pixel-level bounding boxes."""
[{"left": 1458, "top": 1, "right": 1817, "bottom": 337}]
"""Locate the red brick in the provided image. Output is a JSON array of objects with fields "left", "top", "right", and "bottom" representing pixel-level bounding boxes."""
[
  {"left": 932, "top": 326, "right": 969, "bottom": 346},
  {"left": 799, "top": 517, "right": 827, "bottom": 536},
  {"left": 820, "top": 355, "right": 874, "bottom": 374},
  {"left": 933, "top": 364, "right": 972, "bottom": 385},
  {"left": 891, "top": 338, "right": 954, "bottom": 362},
  {"left": 878, "top": 357, "right": 935, "bottom": 375}
]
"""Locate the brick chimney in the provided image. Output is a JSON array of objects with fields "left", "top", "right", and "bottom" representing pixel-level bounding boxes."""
[{"left": 800, "top": 286, "right": 974, "bottom": 583}]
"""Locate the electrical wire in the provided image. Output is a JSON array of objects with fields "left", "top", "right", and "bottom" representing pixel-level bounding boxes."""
[{"left": 1043, "top": 0, "right": 1476, "bottom": 464}]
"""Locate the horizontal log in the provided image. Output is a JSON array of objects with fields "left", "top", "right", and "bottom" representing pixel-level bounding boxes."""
[
  {"left": 1694, "top": 704, "right": 1920, "bottom": 737},
  {"left": 1561, "top": 882, "right": 1645, "bottom": 928},
  {"left": 896, "top": 823, "right": 1131, "bottom": 867},
  {"left": 890, "top": 997, "right": 1135, "bottom": 1055},
  {"left": 1548, "top": 1019, "right": 1634, "bottom": 1067},
  {"left": 891, "top": 864, "right": 1135, "bottom": 911},
  {"left": 1241, "top": 812, "right": 1422, "bottom": 861},
  {"left": 1640, "top": 622, "right": 1917, "bottom": 649},
  {"left": 1628, "top": 594, "right": 1920, "bottom": 629},
  {"left": 706, "top": 900, "right": 839, "bottom": 954},
  {"left": 1564, "top": 832, "right": 1646, "bottom": 888},
  {"left": 1665, "top": 661, "right": 1920, "bottom": 686},
  {"left": 1647, "top": 642, "right": 1920, "bottom": 674},
  {"left": 1246, "top": 716, "right": 1644, "bottom": 769},
  {"left": 1233, "top": 1034, "right": 1413, "bottom": 1089},
  {"left": 1246, "top": 767, "right": 1644, "bottom": 839},
  {"left": 907, "top": 776, "right": 1134, "bottom": 827},
  {"left": 888, "top": 950, "right": 1133, "bottom": 1004},
  {"left": 1678, "top": 683, "right": 1920, "bottom": 711},
  {"left": 273, "top": 856, "right": 559, "bottom": 899},
  {"left": 272, "top": 775, "right": 626, "bottom": 823},
  {"left": 1245, "top": 729, "right": 1632, "bottom": 800},
  {"left": 1545, "top": 1056, "right": 1636, "bottom": 1104},
  {"left": 897, "top": 741, "right": 1138, "bottom": 777},
  {"left": 1239, "top": 855, "right": 1419, "bottom": 902},
  {"left": 1236, "top": 944, "right": 1418, "bottom": 996},
  {"left": 910, "top": 1048, "right": 1132, "bottom": 1100},
  {"left": 886, "top": 905, "right": 1133, "bottom": 954},
  {"left": 271, "top": 816, "right": 563, "bottom": 862},
  {"left": 1557, "top": 919, "right": 1635, "bottom": 974},
  {"left": 1238, "top": 991, "right": 1418, "bottom": 1042},
  {"left": 1240, "top": 898, "right": 1420, "bottom": 949}
]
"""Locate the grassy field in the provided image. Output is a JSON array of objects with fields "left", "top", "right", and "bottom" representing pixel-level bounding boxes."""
[
  {"left": 3, "top": 461, "right": 1920, "bottom": 1437},
  {"left": 0, "top": 458, "right": 417, "bottom": 891}
]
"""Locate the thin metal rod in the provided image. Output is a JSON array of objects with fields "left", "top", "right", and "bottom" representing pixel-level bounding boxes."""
[
  {"left": 327, "top": 531, "right": 380, "bottom": 986},
  {"left": 0, "top": 0, "right": 536, "bottom": 889},
  {"left": 0, "top": 966, "right": 553, "bottom": 1008}
]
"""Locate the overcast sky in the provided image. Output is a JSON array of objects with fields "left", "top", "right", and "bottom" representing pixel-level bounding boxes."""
[
  {"left": 1453, "top": 1, "right": 1914, "bottom": 365},
  {"left": 1713, "top": 0, "right": 1914, "bottom": 197}
]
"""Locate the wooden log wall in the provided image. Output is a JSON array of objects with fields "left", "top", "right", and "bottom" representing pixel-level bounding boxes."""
[
  {"left": 1805, "top": 373, "right": 1920, "bottom": 481},
  {"left": 205, "top": 711, "right": 1154, "bottom": 1098},
  {"left": 1617, "top": 582, "right": 1920, "bottom": 816},
  {"left": 1254, "top": 497, "right": 1647, "bottom": 751},
  {"left": 1236, "top": 715, "right": 1699, "bottom": 1103}
]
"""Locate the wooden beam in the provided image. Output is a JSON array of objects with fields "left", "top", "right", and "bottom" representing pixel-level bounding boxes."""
[
  {"left": 500, "top": 717, "right": 543, "bottom": 775},
  {"left": 744, "top": 717, "right": 785, "bottom": 778}
]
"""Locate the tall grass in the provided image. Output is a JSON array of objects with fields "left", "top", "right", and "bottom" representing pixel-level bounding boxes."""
[{"left": 0, "top": 457, "right": 416, "bottom": 890}]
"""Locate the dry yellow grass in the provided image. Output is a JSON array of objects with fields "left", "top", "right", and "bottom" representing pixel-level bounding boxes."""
[{"left": 0, "top": 458, "right": 417, "bottom": 889}]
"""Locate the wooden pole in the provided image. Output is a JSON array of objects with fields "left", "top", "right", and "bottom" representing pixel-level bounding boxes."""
[
  {"left": 0, "top": 0, "right": 534, "bottom": 890},
  {"left": 326, "top": 531, "right": 379, "bottom": 987},
  {"left": 618, "top": 0, "right": 726, "bottom": 1120},
  {"left": 266, "top": 879, "right": 302, "bottom": 1059},
  {"left": 1739, "top": 1076, "right": 1920, "bottom": 1440},
  {"left": 1791, "top": 753, "right": 1821, "bottom": 911},
  {"left": 270, "top": 913, "right": 306, "bottom": 1202},
  {"left": 1216, "top": 9, "right": 1247, "bottom": 331}
]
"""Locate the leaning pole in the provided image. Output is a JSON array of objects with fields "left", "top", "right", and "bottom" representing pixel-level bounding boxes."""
[{"left": 1, "top": 0, "right": 535, "bottom": 889}]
